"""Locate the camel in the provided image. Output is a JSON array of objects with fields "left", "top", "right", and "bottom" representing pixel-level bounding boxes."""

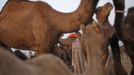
[
  {"left": 0, "top": 21, "right": 113, "bottom": 75},
  {"left": 0, "top": 47, "right": 72, "bottom": 75},
  {"left": 0, "top": 0, "right": 98, "bottom": 54},
  {"left": 81, "top": 21, "right": 106, "bottom": 75},
  {"left": 0, "top": 3, "right": 115, "bottom": 75},
  {"left": 96, "top": 2, "right": 114, "bottom": 64},
  {"left": 58, "top": 3, "right": 114, "bottom": 74},
  {"left": 109, "top": 0, "right": 128, "bottom": 75},
  {"left": 95, "top": 3, "right": 115, "bottom": 75},
  {"left": 121, "top": 7, "right": 134, "bottom": 75},
  {"left": 81, "top": 16, "right": 115, "bottom": 75},
  {"left": 58, "top": 3, "right": 115, "bottom": 74}
]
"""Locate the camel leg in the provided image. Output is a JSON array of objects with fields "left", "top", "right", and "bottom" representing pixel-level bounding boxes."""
[
  {"left": 81, "top": 23, "right": 108, "bottom": 75},
  {"left": 110, "top": 35, "right": 127, "bottom": 75},
  {"left": 111, "top": 0, "right": 127, "bottom": 74},
  {"left": 131, "top": 66, "right": 134, "bottom": 75},
  {"left": 32, "top": 35, "right": 58, "bottom": 55},
  {"left": 124, "top": 43, "right": 134, "bottom": 75},
  {"left": 31, "top": 22, "right": 60, "bottom": 55},
  {"left": 30, "top": 36, "right": 50, "bottom": 54},
  {"left": 31, "top": 39, "right": 50, "bottom": 55},
  {"left": 102, "top": 48, "right": 109, "bottom": 66}
]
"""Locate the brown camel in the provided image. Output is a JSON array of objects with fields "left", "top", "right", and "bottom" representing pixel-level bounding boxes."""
[
  {"left": 0, "top": 47, "right": 72, "bottom": 75},
  {"left": 81, "top": 22, "right": 106, "bottom": 75},
  {"left": 58, "top": 3, "right": 114, "bottom": 74},
  {"left": 95, "top": 2, "right": 115, "bottom": 75},
  {"left": 96, "top": 2, "right": 114, "bottom": 65},
  {"left": 0, "top": 3, "right": 114, "bottom": 75},
  {"left": 81, "top": 19, "right": 115, "bottom": 75},
  {"left": 0, "top": 21, "right": 111, "bottom": 75},
  {"left": 121, "top": 7, "right": 134, "bottom": 75},
  {"left": 0, "top": 0, "right": 98, "bottom": 54}
]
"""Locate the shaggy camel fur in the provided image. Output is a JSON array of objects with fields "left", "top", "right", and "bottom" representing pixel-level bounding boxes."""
[
  {"left": 110, "top": 0, "right": 127, "bottom": 75},
  {"left": 95, "top": 3, "right": 115, "bottom": 75},
  {"left": 96, "top": 2, "right": 114, "bottom": 65},
  {"left": 0, "top": 0, "right": 98, "bottom": 54},
  {"left": 0, "top": 2, "right": 118, "bottom": 75},
  {"left": 0, "top": 21, "right": 113, "bottom": 75},
  {"left": 58, "top": 3, "right": 115, "bottom": 74},
  {"left": 0, "top": 3, "right": 115, "bottom": 73},
  {"left": 81, "top": 19, "right": 115, "bottom": 75},
  {"left": 0, "top": 47, "right": 72, "bottom": 75},
  {"left": 0, "top": 12, "right": 116, "bottom": 75},
  {"left": 121, "top": 7, "right": 134, "bottom": 75}
]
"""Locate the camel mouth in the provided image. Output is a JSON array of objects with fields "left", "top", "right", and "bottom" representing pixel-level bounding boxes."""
[
  {"left": 104, "top": 3, "right": 113, "bottom": 14},
  {"left": 105, "top": 2, "right": 113, "bottom": 10},
  {"left": 95, "top": 2, "right": 113, "bottom": 23},
  {"left": 96, "top": 2, "right": 113, "bottom": 17}
]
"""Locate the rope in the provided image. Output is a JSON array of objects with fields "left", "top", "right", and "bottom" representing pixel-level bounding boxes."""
[{"left": 115, "top": 10, "right": 125, "bottom": 13}]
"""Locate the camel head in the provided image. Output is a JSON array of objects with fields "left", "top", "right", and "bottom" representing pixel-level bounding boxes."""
[
  {"left": 81, "top": 21, "right": 106, "bottom": 49},
  {"left": 81, "top": 20, "right": 115, "bottom": 60},
  {"left": 96, "top": 2, "right": 115, "bottom": 43},
  {"left": 96, "top": 2, "right": 113, "bottom": 24},
  {"left": 81, "top": 21, "right": 109, "bottom": 75}
]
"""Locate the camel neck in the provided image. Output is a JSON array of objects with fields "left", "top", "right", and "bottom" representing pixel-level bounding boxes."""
[{"left": 49, "top": 0, "right": 99, "bottom": 33}]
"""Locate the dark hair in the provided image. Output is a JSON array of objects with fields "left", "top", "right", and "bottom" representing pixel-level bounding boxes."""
[
  {"left": 14, "top": 50, "right": 28, "bottom": 60},
  {"left": 125, "top": 7, "right": 134, "bottom": 26}
]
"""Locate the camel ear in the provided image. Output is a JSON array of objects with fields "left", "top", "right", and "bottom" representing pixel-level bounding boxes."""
[{"left": 80, "top": 24, "right": 86, "bottom": 34}]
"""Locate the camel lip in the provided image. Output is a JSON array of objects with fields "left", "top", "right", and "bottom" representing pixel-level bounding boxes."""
[
  {"left": 95, "top": 2, "right": 113, "bottom": 23},
  {"left": 96, "top": 2, "right": 113, "bottom": 14}
]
